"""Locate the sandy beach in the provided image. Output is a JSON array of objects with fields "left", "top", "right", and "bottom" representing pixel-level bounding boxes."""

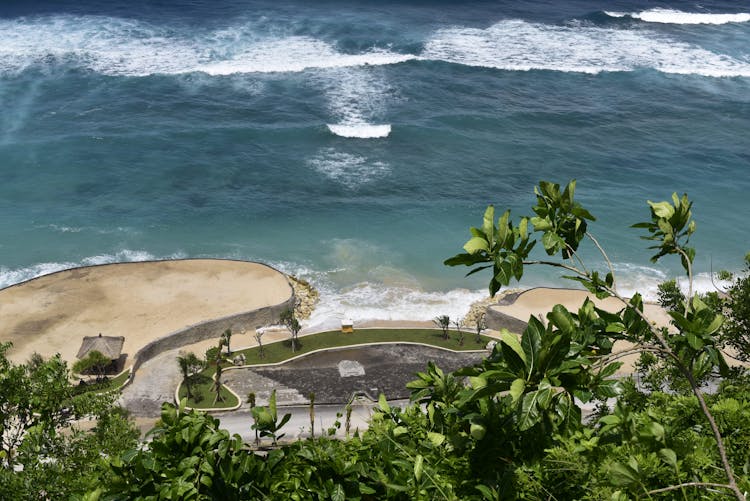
[
  {"left": 491, "top": 287, "right": 672, "bottom": 328},
  {"left": 0, "top": 257, "right": 675, "bottom": 379},
  {"left": 0, "top": 259, "right": 292, "bottom": 366}
]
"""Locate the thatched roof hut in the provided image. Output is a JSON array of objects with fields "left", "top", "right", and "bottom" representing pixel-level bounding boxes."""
[{"left": 77, "top": 333, "right": 125, "bottom": 360}]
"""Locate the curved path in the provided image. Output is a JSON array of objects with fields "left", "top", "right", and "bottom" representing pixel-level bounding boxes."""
[{"left": 0, "top": 259, "right": 292, "bottom": 366}]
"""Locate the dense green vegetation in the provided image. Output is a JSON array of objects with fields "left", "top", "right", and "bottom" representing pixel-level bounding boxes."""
[{"left": 3, "top": 180, "right": 750, "bottom": 499}]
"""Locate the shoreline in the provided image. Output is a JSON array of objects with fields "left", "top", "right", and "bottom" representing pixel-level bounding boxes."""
[
  {"left": 0, "top": 258, "right": 676, "bottom": 377},
  {"left": 0, "top": 259, "right": 293, "bottom": 366}
]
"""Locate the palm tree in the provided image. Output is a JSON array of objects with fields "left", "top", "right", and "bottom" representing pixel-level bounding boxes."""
[
  {"left": 221, "top": 329, "right": 233, "bottom": 355},
  {"left": 433, "top": 315, "right": 450, "bottom": 340},
  {"left": 176, "top": 352, "right": 203, "bottom": 401}
]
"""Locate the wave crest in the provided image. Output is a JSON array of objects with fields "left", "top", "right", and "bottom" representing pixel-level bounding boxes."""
[
  {"left": 421, "top": 19, "right": 750, "bottom": 77},
  {"left": 604, "top": 9, "right": 750, "bottom": 25},
  {"left": 327, "top": 123, "right": 391, "bottom": 138}
]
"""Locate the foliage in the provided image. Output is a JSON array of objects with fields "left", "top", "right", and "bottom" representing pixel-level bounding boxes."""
[
  {"left": 0, "top": 343, "right": 138, "bottom": 500},
  {"left": 221, "top": 328, "right": 233, "bottom": 355},
  {"left": 89, "top": 181, "right": 750, "bottom": 500},
  {"left": 474, "top": 312, "right": 487, "bottom": 344},
  {"left": 723, "top": 254, "right": 750, "bottom": 361},
  {"left": 73, "top": 350, "right": 113, "bottom": 381},
  {"left": 280, "top": 308, "right": 302, "bottom": 352},
  {"left": 445, "top": 180, "right": 743, "bottom": 499},
  {"left": 251, "top": 389, "right": 292, "bottom": 446},
  {"left": 176, "top": 352, "right": 205, "bottom": 401},
  {"left": 434, "top": 315, "right": 450, "bottom": 340}
]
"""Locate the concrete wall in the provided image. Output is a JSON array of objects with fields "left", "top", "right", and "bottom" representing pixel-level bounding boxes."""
[
  {"left": 485, "top": 306, "right": 529, "bottom": 334},
  {"left": 127, "top": 295, "right": 295, "bottom": 382}
]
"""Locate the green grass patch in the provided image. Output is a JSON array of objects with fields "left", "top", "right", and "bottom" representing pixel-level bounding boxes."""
[
  {"left": 180, "top": 328, "right": 492, "bottom": 409},
  {"left": 178, "top": 375, "right": 239, "bottom": 409},
  {"left": 73, "top": 369, "right": 131, "bottom": 395}
]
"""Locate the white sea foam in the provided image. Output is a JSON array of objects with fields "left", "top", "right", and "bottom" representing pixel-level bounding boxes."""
[
  {"left": 0, "top": 250, "right": 184, "bottom": 289},
  {"left": 0, "top": 16, "right": 415, "bottom": 76},
  {"left": 305, "top": 282, "right": 487, "bottom": 331},
  {"left": 320, "top": 66, "right": 395, "bottom": 138},
  {"left": 421, "top": 19, "right": 750, "bottom": 77},
  {"left": 2, "top": 14, "right": 747, "bottom": 79},
  {"left": 327, "top": 124, "right": 391, "bottom": 138},
  {"left": 308, "top": 148, "right": 390, "bottom": 188},
  {"left": 605, "top": 9, "right": 750, "bottom": 25},
  {"left": 199, "top": 39, "right": 415, "bottom": 75}
]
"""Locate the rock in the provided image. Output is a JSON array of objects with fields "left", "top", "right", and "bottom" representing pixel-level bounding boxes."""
[
  {"left": 463, "top": 289, "right": 524, "bottom": 329},
  {"left": 287, "top": 275, "right": 319, "bottom": 320}
]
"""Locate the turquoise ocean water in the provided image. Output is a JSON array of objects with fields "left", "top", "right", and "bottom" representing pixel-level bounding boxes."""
[{"left": 1, "top": 1, "right": 748, "bottom": 327}]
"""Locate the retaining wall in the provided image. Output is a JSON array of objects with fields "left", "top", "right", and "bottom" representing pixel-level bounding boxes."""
[{"left": 127, "top": 295, "right": 295, "bottom": 383}]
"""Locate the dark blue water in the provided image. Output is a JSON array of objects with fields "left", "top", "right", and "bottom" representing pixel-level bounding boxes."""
[{"left": 1, "top": 0, "right": 748, "bottom": 325}]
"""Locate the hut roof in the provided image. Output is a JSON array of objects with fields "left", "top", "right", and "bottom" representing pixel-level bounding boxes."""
[{"left": 77, "top": 334, "right": 125, "bottom": 360}]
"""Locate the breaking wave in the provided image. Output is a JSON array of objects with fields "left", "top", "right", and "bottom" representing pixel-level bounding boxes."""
[
  {"left": 604, "top": 9, "right": 750, "bottom": 25},
  {"left": 421, "top": 19, "right": 750, "bottom": 77}
]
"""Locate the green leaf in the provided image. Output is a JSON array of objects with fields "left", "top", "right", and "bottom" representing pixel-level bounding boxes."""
[
  {"left": 500, "top": 329, "right": 527, "bottom": 370},
  {"left": 464, "top": 237, "right": 489, "bottom": 254},
  {"left": 648, "top": 200, "right": 675, "bottom": 219},
  {"left": 519, "top": 217, "right": 528, "bottom": 240},
  {"left": 393, "top": 426, "right": 408, "bottom": 437},
  {"left": 599, "top": 415, "right": 621, "bottom": 426},
  {"left": 530, "top": 216, "right": 552, "bottom": 231},
  {"left": 547, "top": 305, "right": 575, "bottom": 333},
  {"left": 331, "top": 483, "right": 346, "bottom": 501},
  {"left": 482, "top": 205, "right": 495, "bottom": 242},
  {"left": 609, "top": 460, "right": 640, "bottom": 487},
  {"left": 427, "top": 432, "right": 445, "bottom": 447},
  {"left": 521, "top": 316, "right": 544, "bottom": 374},
  {"left": 510, "top": 378, "right": 525, "bottom": 403},
  {"left": 542, "top": 231, "right": 562, "bottom": 252},
  {"left": 475, "top": 485, "right": 496, "bottom": 500},
  {"left": 413, "top": 454, "right": 424, "bottom": 482},
  {"left": 686, "top": 332, "right": 704, "bottom": 350},
  {"left": 378, "top": 393, "right": 390, "bottom": 413},
  {"left": 659, "top": 448, "right": 678, "bottom": 469},
  {"left": 470, "top": 423, "right": 487, "bottom": 440}
]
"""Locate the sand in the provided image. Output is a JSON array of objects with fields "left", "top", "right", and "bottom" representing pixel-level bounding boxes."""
[
  {"left": 489, "top": 287, "right": 674, "bottom": 372},
  {"left": 491, "top": 287, "right": 672, "bottom": 329},
  {"left": 0, "top": 259, "right": 292, "bottom": 366}
]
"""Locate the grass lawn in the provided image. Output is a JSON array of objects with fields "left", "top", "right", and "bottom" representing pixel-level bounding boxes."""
[
  {"left": 178, "top": 377, "right": 239, "bottom": 409},
  {"left": 179, "top": 328, "right": 492, "bottom": 409},
  {"left": 73, "top": 369, "right": 132, "bottom": 396}
]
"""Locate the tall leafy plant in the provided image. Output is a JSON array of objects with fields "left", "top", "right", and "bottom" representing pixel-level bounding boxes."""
[{"left": 445, "top": 180, "right": 743, "bottom": 499}]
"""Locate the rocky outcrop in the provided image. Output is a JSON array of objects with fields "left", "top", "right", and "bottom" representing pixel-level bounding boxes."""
[
  {"left": 288, "top": 275, "right": 319, "bottom": 320},
  {"left": 463, "top": 289, "right": 525, "bottom": 331}
]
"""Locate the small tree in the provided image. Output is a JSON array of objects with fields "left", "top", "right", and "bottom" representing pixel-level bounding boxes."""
[
  {"left": 280, "top": 309, "right": 301, "bottom": 352},
  {"left": 220, "top": 329, "right": 233, "bottom": 355},
  {"left": 433, "top": 315, "right": 450, "bottom": 340},
  {"left": 212, "top": 363, "right": 225, "bottom": 405},
  {"left": 247, "top": 392, "right": 259, "bottom": 447},
  {"left": 205, "top": 346, "right": 220, "bottom": 367},
  {"left": 453, "top": 317, "right": 465, "bottom": 346},
  {"left": 73, "top": 350, "right": 111, "bottom": 381},
  {"left": 474, "top": 312, "right": 487, "bottom": 344},
  {"left": 723, "top": 253, "right": 750, "bottom": 361},
  {"left": 309, "top": 392, "right": 316, "bottom": 439},
  {"left": 176, "top": 352, "right": 204, "bottom": 401},
  {"left": 254, "top": 327, "right": 265, "bottom": 359},
  {"left": 251, "top": 389, "right": 291, "bottom": 446}
]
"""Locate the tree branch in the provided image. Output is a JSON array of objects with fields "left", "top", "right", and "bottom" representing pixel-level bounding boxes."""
[
  {"left": 522, "top": 260, "right": 584, "bottom": 276},
  {"left": 647, "top": 482, "right": 733, "bottom": 495},
  {"left": 586, "top": 232, "right": 616, "bottom": 288}
]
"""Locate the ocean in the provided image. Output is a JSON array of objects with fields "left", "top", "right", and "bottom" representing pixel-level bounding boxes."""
[{"left": 1, "top": 0, "right": 748, "bottom": 328}]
